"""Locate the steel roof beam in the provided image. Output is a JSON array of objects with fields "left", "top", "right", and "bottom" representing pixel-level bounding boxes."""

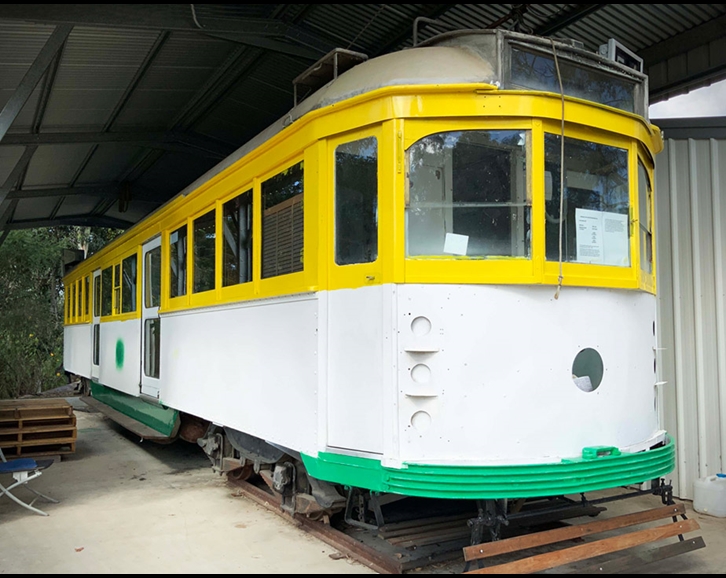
[
  {"left": 201, "top": 32, "right": 323, "bottom": 60},
  {"left": 0, "top": 146, "right": 38, "bottom": 206},
  {"left": 533, "top": 4, "right": 608, "bottom": 37},
  {"left": 0, "top": 200, "right": 18, "bottom": 230},
  {"left": 0, "top": 5, "right": 334, "bottom": 59},
  {"left": 0, "top": 132, "right": 233, "bottom": 159},
  {"left": 68, "top": 31, "right": 172, "bottom": 189},
  {"left": 7, "top": 185, "right": 119, "bottom": 200},
  {"left": 5, "top": 215, "right": 135, "bottom": 231},
  {"left": 6, "top": 184, "right": 167, "bottom": 204},
  {"left": 0, "top": 24, "right": 72, "bottom": 144}
]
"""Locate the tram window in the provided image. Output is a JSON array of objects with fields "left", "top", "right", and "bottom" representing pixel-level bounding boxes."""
[
  {"left": 93, "top": 325, "right": 100, "bottom": 365},
  {"left": 223, "top": 190, "right": 252, "bottom": 287},
  {"left": 406, "top": 130, "right": 530, "bottom": 258},
  {"left": 93, "top": 275, "right": 101, "bottom": 317},
  {"left": 144, "top": 318, "right": 160, "bottom": 379},
  {"left": 638, "top": 160, "right": 653, "bottom": 274},
  {"left": 76, "top": 280, "right": 82, "bottom": 320},
  {"left": 193, "top": 209, "right": 216, "bottom": 293},
  {"left": 509, "top": 47, "right": 636, "bottom": 114},
  {"left": 335, "top": 137, "right": 378, "bottom": 265},
  {"left": 84, "top": 275, "right": 90, "bottom": 317},
  {"left": 101, "top": 267, "right": 112, "bottom": 316},
  {"left": 262, "top": 161, "right": 304, "bottom": 279},
  {"left": 121, "top": 253, "right": 137, "bottom": 313},
  {"left": 64, "top": 286, "right": 69, "bottom": 322},
  {"left": 113, "top": 264, "right": 121, "bottom": 314},
  {"left": 170, "top": 225, "right": 188, "bottom": 298},
  {"left": 145, "top": 246, "right": 161, "bottom": 308},
  {"left": 544, "top": 134, "right": 630, "bottom": 267},
  {"left": 70, "top": 283, "right": 76, "bottom": 321}
]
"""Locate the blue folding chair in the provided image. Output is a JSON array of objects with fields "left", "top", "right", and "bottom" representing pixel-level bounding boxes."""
[{"left": 0, "top": 447, "right": 59, "bottom": 516}]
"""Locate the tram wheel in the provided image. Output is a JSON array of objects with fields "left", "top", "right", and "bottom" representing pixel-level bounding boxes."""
[{"left": 227, "top": 463, "right": 254, "bottom": 482}]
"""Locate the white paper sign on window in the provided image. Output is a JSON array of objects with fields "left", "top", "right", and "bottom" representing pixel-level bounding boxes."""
[
  {"left": 576, "top": 208, "right": 629, "bottom": 267},
  {"left": 443, "top": 232, "right": 469, "bottom": 256}
]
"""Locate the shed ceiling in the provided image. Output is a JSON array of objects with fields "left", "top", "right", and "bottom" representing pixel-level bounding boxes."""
[{"left": 0, "top": 4, "right": 724, "bottom": 239}]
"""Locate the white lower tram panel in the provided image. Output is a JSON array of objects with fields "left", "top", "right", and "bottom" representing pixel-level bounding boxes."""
[{"left": 153, "top": 283, "right": 661, "bottom": 469}]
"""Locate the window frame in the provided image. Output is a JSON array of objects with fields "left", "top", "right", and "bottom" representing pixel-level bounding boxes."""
[
  {"left": 259, "top": 157, "right": 306, "bottom": 294},
  {"left": 191, "top": 207, "right": 217, "bottom": 297},
  {"left": 400, "top": 118, "right": 641, "bottom": 290},
  {"left": 167, "top": 221, "right": 189, "bottom": 307},
  {"left": 219, "top": 184, "right": 256, "bottom": 304},
  {"left": 402, "top": 118, "right": 537, "bottom": 285}
]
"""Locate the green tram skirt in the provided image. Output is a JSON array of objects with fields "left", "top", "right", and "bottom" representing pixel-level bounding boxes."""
[{"left": 301, "top": 438, "right": 675, "bottom": 500}]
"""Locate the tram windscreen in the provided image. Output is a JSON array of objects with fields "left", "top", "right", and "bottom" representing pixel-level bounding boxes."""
[
  {"left": 406, "top": 130, "right": 530, "bottom": 259},
  {"left": 510, "top": 47, "right": 637, "bottom": 114},
  {"left": 544, "top": 134, "right": 630, "bottom": 267}
]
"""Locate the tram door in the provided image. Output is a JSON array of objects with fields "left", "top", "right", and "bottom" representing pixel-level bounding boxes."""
[
  {"left": 326, "top": 131, "right": 384, "bottom": 454},
  {"left": 140, "top": 237, "right": 162, "bottom": 398},
  {"left": 90, "top": 269, "right": 101, "bottom": 381}
]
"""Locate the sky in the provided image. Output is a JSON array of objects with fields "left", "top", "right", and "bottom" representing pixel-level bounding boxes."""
[{"left": 649, "top": 79, "right": 726, "bottom": 119}]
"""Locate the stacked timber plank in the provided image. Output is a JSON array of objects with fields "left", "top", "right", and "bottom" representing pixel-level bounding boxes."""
[{"left": 0, "top": 398, "right": 76, "bottom": 458}]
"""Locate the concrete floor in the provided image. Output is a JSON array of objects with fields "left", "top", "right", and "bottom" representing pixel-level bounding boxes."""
[{"left": 0, "top": 397, "right": 724, "bottom": 574}]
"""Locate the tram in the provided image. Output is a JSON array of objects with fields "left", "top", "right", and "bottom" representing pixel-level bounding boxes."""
[{"left": 63, "top": 28, "right": 672, "bottom": 518}]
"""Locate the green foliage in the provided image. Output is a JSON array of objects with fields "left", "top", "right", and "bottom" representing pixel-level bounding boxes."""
[{"left": 0, "top": 227, "right": 123, "bottom": 399}]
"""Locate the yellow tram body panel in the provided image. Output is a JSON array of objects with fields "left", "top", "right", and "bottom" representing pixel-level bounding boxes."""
[{"left": 63, "top": 85, "right": 662, "bottom": 319}]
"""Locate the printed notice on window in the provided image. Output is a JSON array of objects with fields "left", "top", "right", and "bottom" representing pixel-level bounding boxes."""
[{"left": 576, "top": 208, "right": 629, "bottom": 267}]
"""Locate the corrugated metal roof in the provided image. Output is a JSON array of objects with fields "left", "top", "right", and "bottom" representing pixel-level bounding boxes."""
[{"left": 0, "top": 4, "right": 723, "bottom": 233}]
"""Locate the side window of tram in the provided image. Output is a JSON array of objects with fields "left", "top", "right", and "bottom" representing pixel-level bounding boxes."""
[
  {"left": 113, "top": 264, "right": 121, "bottom": 314},
  {"left": 70, "top": 283, "right": 76, "bottom": 321},
  {"left": 101, "top": 267, "right": 112, "bottom": 316},
  {"left": 638, "top": 160, "right": 653, "bottom": 274},
  {"left": 544, "top": 134, "right": 630, "bottom": 267},
  {"left": 170, "top": 225, "right": 188, "bottom": 298},
  {"left": 93, "top": 275, "right": 101, "bottom": 317},
  {"left": 406, "top": 130, "right": 530, "bottom": 258},
  {"left": 144, "top": 245, "right": 161, "bottom": 379},
  {"left": 84, "top": 275, "right": 90, "bottom": 317},
  {"left": 262, "top": 161, "right": 304, "bottom": 278},
  {"left": 145, "top": 246, "right": 161, "bottom": 308},
  {"left": 121, "top": 254, "right": 137, "bottom": 313},
  {"left": 144, "top": 319, "right": 160, "bottom": 379},
  {"left": 76, "top": 280, "right": 81, "bottom": 320},
  {"left": 223, "top": 190, "right": 253, "bottom": 286},
  {"left": 193, "top": 209, "right": 215, "bottom": 293},
  {"left": 93, "top": 275, "right": 101, "bottom": 364},
  {"left": 335, "top": 137, "right": 378, "bottom": 265}
]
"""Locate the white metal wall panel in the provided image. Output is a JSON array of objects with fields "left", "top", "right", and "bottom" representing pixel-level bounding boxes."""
[
  {"left": 97, "top": 319, "right": 142, "bottom": 397},
  {"left": 326, "top": 286, "right": 388, "bottom": 455},
  {"left": 395, "top": 284, "right": 660, "bottom": 466},
  {"left": 63, "top": 324, "right": 92, "bottom": 377},
  {"left": 655, "top": 136, "right": 726, "bottom": 499},
  {"left": 159, "top": 294, "right": 319, "bottom": 457}
]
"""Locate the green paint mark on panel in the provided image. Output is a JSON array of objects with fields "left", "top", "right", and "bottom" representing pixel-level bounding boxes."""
[
  {"left": 301, "top": 436, "right": 675, "bottom": 500},
  {"left": 115, "top": 339, "right": 124, "bottom": 369}
]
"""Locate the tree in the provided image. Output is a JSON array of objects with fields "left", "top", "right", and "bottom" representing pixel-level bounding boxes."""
[{"left": 0, "top": 227, "right": 122, "bottom": 399}]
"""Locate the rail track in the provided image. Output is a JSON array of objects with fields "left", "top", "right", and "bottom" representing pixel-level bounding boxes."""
[{"left": 226, "top": 476, "right": 705, "bottom": 574}]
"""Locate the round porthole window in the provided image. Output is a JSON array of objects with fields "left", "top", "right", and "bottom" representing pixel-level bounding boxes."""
[{"left": 572, "top": 348, "right": 604, "bottom": 392}]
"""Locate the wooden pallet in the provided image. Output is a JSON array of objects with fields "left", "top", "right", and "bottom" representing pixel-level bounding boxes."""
[
  {"left": 462, "top": 503, "right": 705, "bottom": 574},
  {"left": 0, "top": 398, "right": 77, "bottom": 458}
]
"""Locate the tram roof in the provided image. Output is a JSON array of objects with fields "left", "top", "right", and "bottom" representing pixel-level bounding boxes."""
[{"left": 0, "top": 4, "right": 724, "bottom": 238}]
